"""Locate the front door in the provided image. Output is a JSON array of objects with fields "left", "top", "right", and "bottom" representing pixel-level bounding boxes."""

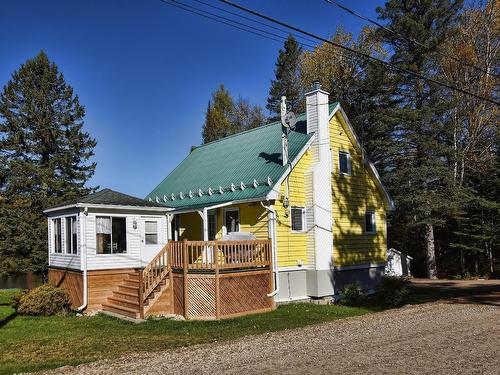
[{"left": 140, "top": 217, "right": 162, "bottom": 266}]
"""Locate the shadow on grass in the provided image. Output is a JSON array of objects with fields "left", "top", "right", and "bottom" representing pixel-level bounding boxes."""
[{"left": 406, "top": 280, "right": 500, "bottom": 307}]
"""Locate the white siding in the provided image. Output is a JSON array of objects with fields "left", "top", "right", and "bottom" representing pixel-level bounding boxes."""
[
  {"left": 84, "top": 211, "right": 168, "bottom": 270},
  {"left": 47, "top": 212, "right": 82, "bottom": 270}
]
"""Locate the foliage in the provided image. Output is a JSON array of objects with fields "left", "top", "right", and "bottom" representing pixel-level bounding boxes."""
[
  {"left": 14, "top": 284, "right": 71, "bottom": 316},
  {"left": 0, "top": 51, "right": 96, "bottom": 274},
  {"left": 0, "top": 289, "right": 371, "bottom": 374},
  {"left": 339, "top": 283, "right": 367, "bottom": 306},
  {"left": 376, "top": 276, "right": 410, "bottom": 307},
  {"left": 202, "top": 84, "right": 265, "bottom": 143},
  {"left": 267, "top": 34, "right": 304, "bottom": 117}
]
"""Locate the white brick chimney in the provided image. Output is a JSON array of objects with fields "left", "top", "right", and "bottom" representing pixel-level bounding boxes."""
[{"left": 305, "top": 81, "right": 334, "bottom": 297}]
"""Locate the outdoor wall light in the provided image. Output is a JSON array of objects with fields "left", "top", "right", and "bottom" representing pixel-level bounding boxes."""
[{"left": 133, "top": 219, "right": 137, "bottom": 230}]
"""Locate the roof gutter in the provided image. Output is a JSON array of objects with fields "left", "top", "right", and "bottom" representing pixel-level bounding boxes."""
[{"left": 43, "top": 203, "right": 170, "bottom": 214}]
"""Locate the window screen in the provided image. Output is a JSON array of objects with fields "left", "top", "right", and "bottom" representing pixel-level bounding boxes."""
[
  {"left": 96, "top": 216, "right": 127, "bottom": 254},
  {"left": 339, "top": 151, "right": 351, "bottom": 175},
  {"left": 365, "top": 212, "right": 376, "bottom": 234},
  {"left": 291, "top": 207, "right": 304, "bottom": 232},
  {"left": 53, "top": 218, "right": 62, "bottom": 253},
  {"left": 145, "top": 220, "right": 158, "bottom": 245}
]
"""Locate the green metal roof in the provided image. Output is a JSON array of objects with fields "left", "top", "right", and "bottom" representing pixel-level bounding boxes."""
[{"left": 147, "top": 104, "right": 337, "bottom": 210}]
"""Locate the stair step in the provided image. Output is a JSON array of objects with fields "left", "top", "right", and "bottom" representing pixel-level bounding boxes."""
[
  {"left": 112, "top": 290, "right": 140, "bottom": 302},
  {"left": 102, "top": 303, "right": 139, "bottom": 319},
  {"left": 122, "top": 280, "right": 139, "bottom": 287},
  {"left": 118, "top": 285, "right": 139, "bottom": 294},
  {"left": 108, "top": 296, "right": 140, "bottom": 309}
]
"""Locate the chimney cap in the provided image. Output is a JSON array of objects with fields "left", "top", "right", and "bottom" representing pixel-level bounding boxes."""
[{"left": 312, "top": 80, "right": 321, "bottom": 90}]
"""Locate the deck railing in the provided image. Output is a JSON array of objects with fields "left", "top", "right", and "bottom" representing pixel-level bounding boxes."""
[
  {"left": 141, "top": 239, "right": 272, "bottom": 301},
  {"left": 169, "top": 239, "right": 272, "bottom": 270}
]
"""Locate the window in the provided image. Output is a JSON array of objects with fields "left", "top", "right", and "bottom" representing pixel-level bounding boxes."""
[
  {"left": 339, "top": 151, "right": 351, "bottom": 175},
  {"left": 224, "top": 208, "right": 239, "bottom": 234},
  {"left": 65, "top": 216, "right": 78, "bottom": 254},
  {"left": 291, "top": 206, "right": 305, "bottom": 232},
  {"left": 171, "top": 215, "right": 180, "bottom": 241},
  {"left": 145, "top": 220, "right": 158, "bottom": 245},
  {"left": 365, "top": 211, "right": 376, "bottom": 234},
  {"left": 96, "top": 216, "right": 127, "bottom": 254},
  {"left": 53, "top": 218, "right": 62, "bottom": 253},
  {"left": 208, "top": 211, "right": 217, "bottom": 240}
]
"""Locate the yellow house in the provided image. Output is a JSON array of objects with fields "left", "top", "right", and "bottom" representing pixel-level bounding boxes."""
[{"left": 147, "top": 82, "right": 394, "bottom": 301}]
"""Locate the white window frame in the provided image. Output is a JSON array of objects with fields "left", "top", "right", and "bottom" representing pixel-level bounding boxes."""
[
  {"left": 95, "top": 215, "right": 128, "bottom": 254},
  {"left": 52, "top": 218, "right": 62, "bottom": 254},
  {"left": 365, "top": 211, "right": 376, "bottom": 234},
  {"left": 222, "top": 207, "right": 240, "bottom": 236},
  {"left": 339, "top": 151, "right": 352, "bottom": 176},
  {"left": 144, "top": 219, "right": 159, "bottom": 245},
  {"left": 290, "top": 206, "right": 306, "bottom": 233},
  {"left": 65, "top": 216, "right": 78, "bottom": 254}
]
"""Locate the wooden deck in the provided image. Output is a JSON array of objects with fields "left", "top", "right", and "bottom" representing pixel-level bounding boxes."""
[{"left": 102, "top": 239, "right": 274, "bottom": 320}]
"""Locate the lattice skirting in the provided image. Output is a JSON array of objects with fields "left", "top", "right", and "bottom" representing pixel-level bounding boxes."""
[{"left": 172, "top": 269, "right": 274, "bottom": 320}]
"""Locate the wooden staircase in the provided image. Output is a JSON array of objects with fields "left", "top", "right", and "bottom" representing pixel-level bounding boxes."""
[{"left": 102, "top": 244, "right": 173, "bottom": 319}]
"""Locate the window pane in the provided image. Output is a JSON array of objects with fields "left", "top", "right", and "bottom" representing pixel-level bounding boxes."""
[
  {"left": 97, "top": 233, "right": 111, "bottom": 254},
  {"left": 225, "top": 210, "right": 239, "bottom": 233},
  {"left": 112, "top": 217, "right": 127, "bottom": 253},
  {"left": 339, "top": 152, "right": 350, "bottom": 174},
  {"left": 291, "top": 207, "right": 304, "bottom": 231},
  {"left": 54, "top": 218, "right": 62, "bottom": 253},
  {"left": 145, "top": 221, "right": 157, "bottom": 233},
  {"left": 145, "top": 233, "right": 158, "bottom": 245},
  {"left": 66, "top": 217, "right": 77, "bottom": 254},
  {"left": 208, "top": 213, "right": 217, "bottom": 240},
  {"left": 365, "top": 212, "right": 375, "bottom": 233}
]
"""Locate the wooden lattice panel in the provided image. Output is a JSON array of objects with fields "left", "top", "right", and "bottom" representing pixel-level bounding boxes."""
[
  {"left": 172, "top": 273, "right": 184, "bottom": 316},
  {"left": 187, "top": 275, "right": 216, "bottom": 319},
  {"left": 219, "top": 271, "right": 272, "bottom": 317}
]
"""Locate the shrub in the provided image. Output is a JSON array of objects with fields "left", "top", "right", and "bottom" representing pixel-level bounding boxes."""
[
  {"left": 339, "top": 283, "right": 366, "bottom": 306},
  {"left": 376, "top": 276, "right": 410, "bottom": 308},
  {"left": 15, "top": 284, "right": 71, "bottom": 316}
]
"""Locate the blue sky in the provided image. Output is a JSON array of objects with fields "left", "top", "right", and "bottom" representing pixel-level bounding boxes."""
[{"left": 0, "top": 0, "right": 384, "bottom": 198}]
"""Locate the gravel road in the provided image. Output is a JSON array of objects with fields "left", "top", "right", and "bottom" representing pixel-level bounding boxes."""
[{"left": 42, "top": 300, "right": 500, "bottom": 375}]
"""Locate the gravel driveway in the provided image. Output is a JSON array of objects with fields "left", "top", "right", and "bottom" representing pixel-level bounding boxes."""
[{"left": 41, "top": 298, "right": 500, "bottom": 375}]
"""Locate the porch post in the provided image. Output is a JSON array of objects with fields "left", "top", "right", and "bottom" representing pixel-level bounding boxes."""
[{"left": 202, "top": 208, "right": 208, "bottom": 241}]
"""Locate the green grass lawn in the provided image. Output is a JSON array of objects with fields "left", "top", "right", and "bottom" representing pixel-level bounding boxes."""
[{"left": 0, "top": 290, "right": 374, "bottom": 375}]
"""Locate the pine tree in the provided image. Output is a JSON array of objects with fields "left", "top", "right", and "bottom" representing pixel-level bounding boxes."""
[
  {"left": 375, "top": 0, "right": 464, "bottom": 278},
  {"left": 202, "top": 85, "right": 235, "bottom": 144},
  {"left": 267, "top": 35, "right": 304, "bottom": 118},
  {"left": 0, "top": 51, "right": 96, "bottom": 274},
  {"left": 202, "top": 85, "right": 265, "bottom": 144}
]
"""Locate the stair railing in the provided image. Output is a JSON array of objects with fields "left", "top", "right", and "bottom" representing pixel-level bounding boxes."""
[{"left": 141, "top": 242, "right": 170, "bottom": 300}]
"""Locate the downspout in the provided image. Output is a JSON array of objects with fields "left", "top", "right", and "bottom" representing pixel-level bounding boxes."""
[
  {"left": 77, "top": 207, "right": 88, "bottom": 312},
  {"left": 261, "top": 201, "right": 279, "bottom": 297}
]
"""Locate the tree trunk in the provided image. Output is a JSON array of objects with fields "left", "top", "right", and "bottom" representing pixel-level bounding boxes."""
[
  {"left": 474, "top": 253, "right": 479, "bottom": 276},
  {"left": 425, "top": 224, "right": 437, "bottom": 279}
]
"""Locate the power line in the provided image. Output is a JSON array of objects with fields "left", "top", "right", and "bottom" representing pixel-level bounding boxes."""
[
  {"left": 323, "top": 0, "right": 500, "bottom": 80},
  {"left": 219, "top": 0, "right": 500, "bottom": 106},
  {"left": 158, "top": 0, "right": 317, "bottom": 50}
]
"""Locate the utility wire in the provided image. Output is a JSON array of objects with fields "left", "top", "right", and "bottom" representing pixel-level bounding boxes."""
[
  {"left": 219, "top": 0, "right": 500, "bottom": 106},
  {"left": 159, "top": 0, "right": 317, "bottom": 50},
  {"left": 323, "top": 0, "right": 500, "bottom": 80}
]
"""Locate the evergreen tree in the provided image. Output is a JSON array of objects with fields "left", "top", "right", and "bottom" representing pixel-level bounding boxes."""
[
  {"left": 267, "top": 35, "right": 304, "bottom": 118},
  {"left": 375, "top": 0, "right": 464, "bottom": 278},
  {"left": 202, "top": 85, "right": 265, "bottom": 144},
  {"left": 0, "top": 51, "right": 96, "bottom": 274},
  {"left": 202, "top": 85, "right": 235, "bottom": 144}
]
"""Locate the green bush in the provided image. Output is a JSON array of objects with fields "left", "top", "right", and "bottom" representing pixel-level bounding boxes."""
[
  {"left": 15, "top": 284, "right": 71, "bottom": 316},
  {"left": 376, "top": 276, "right": 410, "bottom": 308},
  {"left": 339, "top": 283, "right": 366, "bottom": 306}
]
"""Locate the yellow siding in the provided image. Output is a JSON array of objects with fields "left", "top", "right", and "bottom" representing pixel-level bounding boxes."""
[
  {"left": 274, "top": 149, "right": 311, "bottom": 268},
  {"left": 179, "top": 212, "right": 202, "bottom": 240},
  {"left": 329, "top": 113, "right": 387, "bottom": 266},
  {"left": 178, "top": 203, "right": 268, "bottom": 241}
]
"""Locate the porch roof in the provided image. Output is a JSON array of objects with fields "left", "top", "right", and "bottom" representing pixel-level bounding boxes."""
[{"left": 146, "top": 106, "right": 337, "bottom": 209}]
